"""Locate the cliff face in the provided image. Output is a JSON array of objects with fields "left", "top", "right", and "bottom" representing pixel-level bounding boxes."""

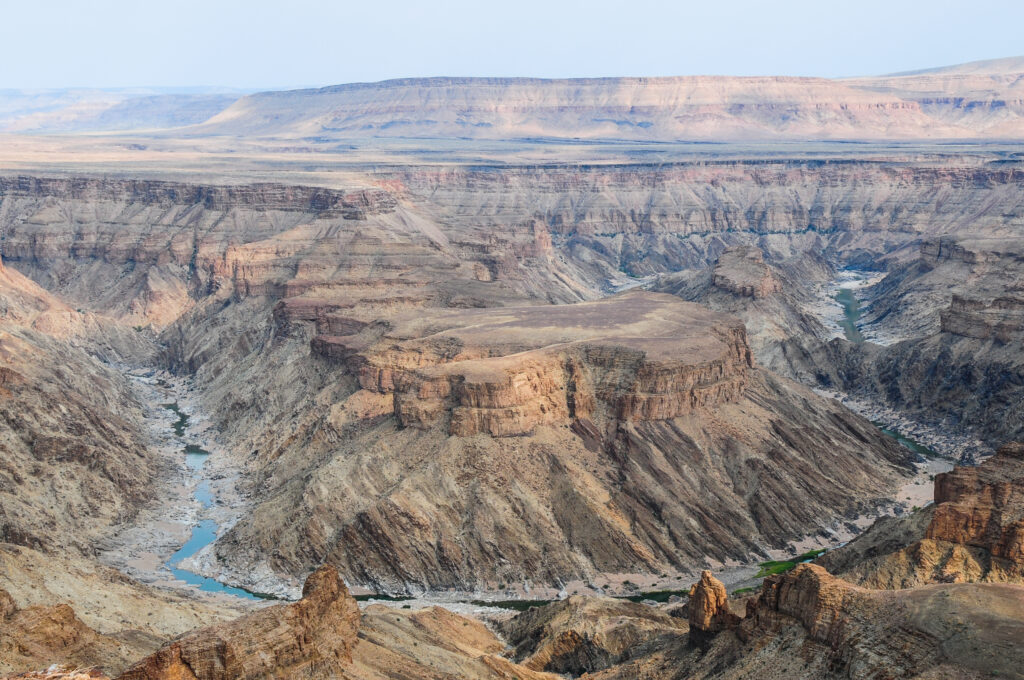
[
  {"left": 821, "top": 442, "right": 1024, "bottom": 588},
  {"left": 709, "top": 247, "right": 783, "bottom": 299},
  {"left": 940, "top": 295, "right": 1024, "bottom": 342},
  {"left": 309, "top": 292, "right": 752, "bottom": 437},
  {"left": 926, "top": 442, "right": 1024, "bottom": 578},
  {"left": 727, "top": 564, "right": 1024, "bottom": 680},
  {"left": 119, "top": 566, "right": 360, "bottom": 680},
  {"left": 0, "top": 177, "right": 402, "bottom": 327},
  {"left": 5, "top": 163, "right": 1024, "bottom": 331},
  {"left": 0, "top": 588, "right": 136, "bottom": 676},
  {"left": 833, "top": 237, "right": 1024, "bottom": 449},
  {"left": 0, "top": 255, "right": 155, "bottom": 555}
]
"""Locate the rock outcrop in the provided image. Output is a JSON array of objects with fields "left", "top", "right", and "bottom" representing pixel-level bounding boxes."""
[
  {"left": 118, "top": 566, "right": 359, "bottom": 680},
  {"left": 725, "top": 564, "right": 1024, "bottom": 679},
  {"left": 821, "top": 442, "right": 1024, "bottom": 588},
  {"left": 499, "top": 595, "right": 685, "bottom": 675},
  {"left": 940, "top": 295, "right": 1024, "bottom": 342},
  {"left": 710, "top": 247, "right": 782, "bottom": 299},
  {"left": 205, "top": 291, "right": 912, "bottom": 594},
  {"left": 0, "top": 587, "right": 134, "bottom": 676},
  {"left": 687, "top": 571, "right": 739, "bottom": 643}
]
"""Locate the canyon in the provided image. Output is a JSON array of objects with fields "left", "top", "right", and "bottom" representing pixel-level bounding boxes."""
[{"left": 1, "top": 56, "right": 1024, "bottom": 678}]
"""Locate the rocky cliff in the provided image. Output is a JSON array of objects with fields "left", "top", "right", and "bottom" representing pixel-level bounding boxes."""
[
  {"left": 499, "top": 595, "right": 684, "bottom": 675},
  {"left": 119, "top": 566, "right": 360, "bottom": 680},
  {"left": 709, "top": 247, "right": 783, "bottom": 299},
  {"left": 0, "top": 254, "right": 155, "bottom": 554},
  {"left": 310, "top": 292, "right": 752, "bottom": 437},
  {"left": 0, "top": 588, "right": 136, "bottom": 676},
  {"left": 576, "top": 563, "right": 1024, "bottom": 679},
  {"left": 821, "top": 442, "right": 1024, "bottom": 588},
  {"left": 832, "top": 237, "right": 1024, "bottom": 449}
]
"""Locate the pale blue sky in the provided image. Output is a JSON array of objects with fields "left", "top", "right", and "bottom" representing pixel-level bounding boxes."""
[{"left": 2, "top": 0, "right": 1022, "bottom": 89}]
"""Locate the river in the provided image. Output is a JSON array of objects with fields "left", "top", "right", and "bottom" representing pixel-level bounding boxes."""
[
  {"left": 158, "top": 402, "right": 265, "bottom": 600},
  {"left": 98, "top": 373, "right": 272, "bottom": 602}
]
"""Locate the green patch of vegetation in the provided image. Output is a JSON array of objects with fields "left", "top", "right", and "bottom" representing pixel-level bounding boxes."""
[
  {"left": 353, "top": 593, "right": 415, "bottom": 602},
  {"left": 754, "top": 549, "right": 827, "bottom": 578},
  {"left": 731, "top": 586, "right": 757, "bottom": 596},
  {"left": 754, "top": 560, "right": 797, "bottom": 578},
  {"left": 618, "top": 589, "right": 689, "bottom": 604}
]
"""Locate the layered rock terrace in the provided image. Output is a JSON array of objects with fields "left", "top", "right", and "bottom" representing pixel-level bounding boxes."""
[{"left": 310, "top": 291, "right": 752, "bottom": 437}]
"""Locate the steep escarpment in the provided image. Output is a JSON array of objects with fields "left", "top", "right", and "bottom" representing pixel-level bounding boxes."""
[
  {"left": 310, "top": 292, "right": 753, "bottom": 437},
  {"left": 0, "top": 255, "right": 155, "bottom": 555},
  {"left": 821, "top": 442, "right": 1024, "bottom": 588},
  {"left": 388, "top": 162, "right": 1024, "bottom": 272},
  {"left": 0, "top": 176, "right": 408, "bottom": 327},
  {"left": 833, "top": 237, "right": 1024, "bottom": 449},
  {"left": 198, "top": 292, "right": 912, "bottom": 595},
  {"left": 4, "top": 164, "right": 1023, "bottom": 330}
]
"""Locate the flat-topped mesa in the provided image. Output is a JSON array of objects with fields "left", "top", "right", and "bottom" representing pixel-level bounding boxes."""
[
  {"left": 0, "top": 176, "right": 397, "bottom": 218},
  {"left": 920, "top": 236, "right": 1024, "bottom": 266},
  {"left": 711, "top": 246, "right": 782, "bottom": 299},
  {"left": 940, "top": 295, "right": 1024, "bottom": 342},
  {"left": 927, "top": 442, "right": 1024, "bottom": 574},
  {"left": 311, "top": 292, "right": 753, "bottom": 437}
]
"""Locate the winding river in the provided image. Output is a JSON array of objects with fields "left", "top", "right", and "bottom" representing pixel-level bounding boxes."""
[{"left": 159, "top": 401, "right": 265, "bottom": 601}]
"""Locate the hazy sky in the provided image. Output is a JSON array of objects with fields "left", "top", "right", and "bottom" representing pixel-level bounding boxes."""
[{"left": 2, "top": 0, "right": 1022, "bottom": 90}]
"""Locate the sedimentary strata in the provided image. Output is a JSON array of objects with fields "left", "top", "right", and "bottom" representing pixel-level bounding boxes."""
[
  {"left": 118, "top": 566, "right": 359, "bottom": 680},
  {"left": 822, "top": 441, "right": 1024, "bottom": 588}
]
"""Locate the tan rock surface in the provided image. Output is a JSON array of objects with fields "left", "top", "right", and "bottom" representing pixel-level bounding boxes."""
[
  {"left": 0, "top": 586, "right": 137, "bottom": 676},
  {"left": 687, "top": 571, "right": 738, "bottom": 639},
  {"left": 588, "top": 564, "right": 1024, "bottom": 679},
  {"left": 821, "top": 442, "right": 1024, "bottom": 588},
  {"left": 499, "top": 595, "right": 685, "bottom": 675},
  {"left": 203, "top": 292, "right": 911, "bottom": 593},
  {"left": 118, "top": 566, "right": 359, "bottom": 680}
]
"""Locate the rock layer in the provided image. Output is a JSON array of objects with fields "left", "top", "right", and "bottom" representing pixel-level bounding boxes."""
[
  {"left": 311, "top": 292, "right": 753, "bottom": 437},
  {"left": 821, "top": 442, "right": 1024, "bottom": 588},
  {"left": 205, "top": 292, "right": 912, "bottom": 594},
  {"left": 118, "top": 566, "right": 359, "bottom": 680}
]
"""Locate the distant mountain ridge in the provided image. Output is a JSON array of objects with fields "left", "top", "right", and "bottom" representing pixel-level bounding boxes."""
[{"left": 4, "top": 56, "right": 1024, "bottom": 139}]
